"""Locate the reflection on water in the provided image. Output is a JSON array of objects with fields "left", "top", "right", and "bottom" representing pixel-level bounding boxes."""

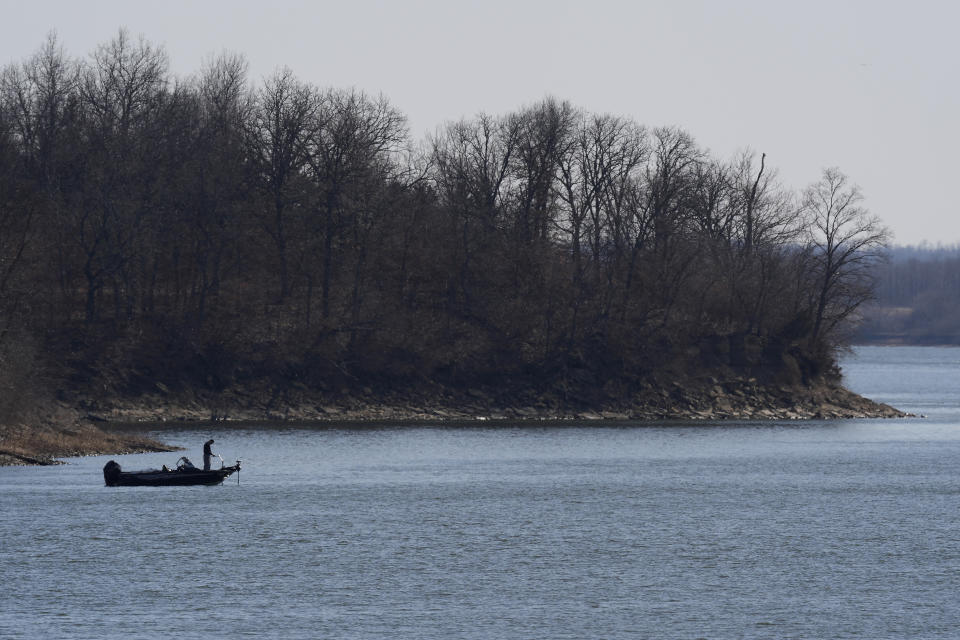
[{"left": 2, "top": 346, "right": 959, "bottom": 639}]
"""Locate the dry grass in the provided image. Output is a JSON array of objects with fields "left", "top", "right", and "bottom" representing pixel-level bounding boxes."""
[{"left": 0, "top": 409, "right": 176, "bottom": 466}]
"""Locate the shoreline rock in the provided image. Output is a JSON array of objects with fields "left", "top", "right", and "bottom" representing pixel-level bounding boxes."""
[
  {"left": 98, "top": 377, "right": 905, "bottom": 425},
  {"left": 0, "top": 378, "right": 907, "bottom": 466}
]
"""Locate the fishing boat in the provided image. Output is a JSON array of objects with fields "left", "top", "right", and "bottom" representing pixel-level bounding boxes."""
[{"left": 103, "top": 456, "right": 241, "bottom": 487}]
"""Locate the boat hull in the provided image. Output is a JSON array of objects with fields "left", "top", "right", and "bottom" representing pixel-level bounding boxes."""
[{"left": 103, "top": 460, "right": 240, "bottom": 487}]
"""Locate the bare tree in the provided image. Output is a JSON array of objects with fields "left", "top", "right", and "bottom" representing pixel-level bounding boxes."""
[
  {"left": 81, "top": 29, "right": 169, "bottom": 146},
  {"left": 429, "top": 113, "right": 520, "bottom": 315},
  {"left": 803, "top": 167, "right": 889, "bottom": 346},
  {"left": 71, "top": 29, "right": 172, "bottom": 322},
  {"left": 715, "top": 151, "right": 802, "bottom": 335},
  {"left": 646, "top": 126, "right": 702, "bottom": 248},
  {"left": 302, "top": 88, "right": 407, "bottom": 324},
  {"left": 556, "top": 112, "right": 648, "bottom": 268},
  {"left": 0, "top": 33, "right": 85, "bottom": 322},
  {"left": 0, "top": 106, "right": 34, "bottom": 333},
  {"left": 0, "top": 30, "right": 909, "bottom": 408},
  {"left": 430, "top": 113, "right": 517, "bottom": 229},
  {"left": 510, "top": 98, "right": 577, "bottom": 245},
  {"left": 727, "top": 150, "right": 797, "bottom": 252},
  {"left": 182, "top": 52, "right": 253, "bottom": 327},
  {"left": 554, "top": 111, "right": 649, "bottom": 350},
  {"left": 247, "top": 67, "right": 315, "bottom": 301},
  {"left": 0, "top": 32, "right": 80, "bottom": 180}
]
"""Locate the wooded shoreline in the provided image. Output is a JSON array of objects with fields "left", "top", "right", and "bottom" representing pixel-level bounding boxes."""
[{"left": 0, "top": 33, "right": 900, "bottom": 465}]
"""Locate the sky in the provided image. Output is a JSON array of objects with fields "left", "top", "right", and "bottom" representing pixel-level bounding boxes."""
[{"left": 1, "top": 0, "right": 957, "bottom": 245}]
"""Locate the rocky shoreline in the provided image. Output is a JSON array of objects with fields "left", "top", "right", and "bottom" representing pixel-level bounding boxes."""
[
  {"left": 100, "top": 375, "right": 903, "bottom": 429},
  {"left": 100, "top": 383, "right": 904, "bottom": 424},
  {"left": 0, "top": 376, "right": 905, "bottom": 466},
  {"left": 82, "top": 370, "right": 906, "bottom": 423}
]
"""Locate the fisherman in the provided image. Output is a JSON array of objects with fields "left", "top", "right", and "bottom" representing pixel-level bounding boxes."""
[{"left": 203, "top": 439, "right": 216, "bottom": 471}]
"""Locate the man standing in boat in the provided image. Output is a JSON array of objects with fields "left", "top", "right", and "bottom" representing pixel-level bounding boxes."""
[{"left": 203, "top": 439, "right": 216, "bottom": 471}]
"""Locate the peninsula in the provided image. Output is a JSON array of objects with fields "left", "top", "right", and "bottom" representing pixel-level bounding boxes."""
[{"left": 0, "top": 32, "right": 899, "bottom": 465}]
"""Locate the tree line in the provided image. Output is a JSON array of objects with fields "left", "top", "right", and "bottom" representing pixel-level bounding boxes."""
[
  {"left": 0, "top": 32, "right": 889, "bottom": 410},
  {"left": 857, "top": 245, "right": 960, "bottom": 344}
]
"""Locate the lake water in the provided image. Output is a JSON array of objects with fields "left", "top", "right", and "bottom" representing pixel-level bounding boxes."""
[{"left": 2, "top": 345, "right": 959, "bottom": 639}]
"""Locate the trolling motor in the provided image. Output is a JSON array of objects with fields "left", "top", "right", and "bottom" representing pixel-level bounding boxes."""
[{"left": 215, "top": 454, "right": 243, "bottom": 483}]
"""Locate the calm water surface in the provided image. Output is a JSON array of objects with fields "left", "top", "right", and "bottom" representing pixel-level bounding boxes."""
[{"left": 2, "top": 345, "right": 960, "bottom": 639}]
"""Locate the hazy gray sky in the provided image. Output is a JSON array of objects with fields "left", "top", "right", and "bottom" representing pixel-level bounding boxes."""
[{"left": 2, "top": 0, "right": 957, "bottom": 245}]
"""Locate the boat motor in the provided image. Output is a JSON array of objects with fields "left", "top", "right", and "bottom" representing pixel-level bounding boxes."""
[{"left": 103, "top": 460, "right": 122, "bottom": 486}]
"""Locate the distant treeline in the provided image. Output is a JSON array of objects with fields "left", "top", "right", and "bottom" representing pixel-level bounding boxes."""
[
  {"left": 857, "top": 246, "right": 960, "bottom": 344},
  {"left": 0, "top": 31, "right": 889, "bottom": 415}
]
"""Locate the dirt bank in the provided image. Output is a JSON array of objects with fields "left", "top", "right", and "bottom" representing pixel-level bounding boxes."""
[
  {"left": 0, "top": 404, "right": 176, "bottom": 466},
  {"left": 0, "top": 373, "right": 905, "bottom": 466},
  {"left": 96, "top": 377, "right": 902, "bottom": 424}
]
